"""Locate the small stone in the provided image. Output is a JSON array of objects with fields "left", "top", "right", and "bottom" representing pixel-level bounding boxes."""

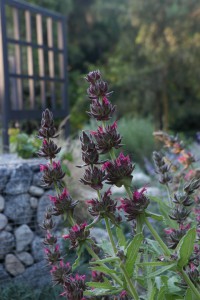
[
  {"left": 15, "top": 224, "right": 34, "bottom": 252},
  {"left": 31, "top": 236, "right": 44, "bottom": 262},
  {"left": 0, "top": 264, "right": 10, "bottom": 282},
  {"left": 17, "top": 252, "right": 34, "bottom": 266},
  {"left": 4, "top": 194, "right": 32, "bottom": 224},
  {"left": 5, "top": 254, "right": 25, "bottom": 276},
  {"left": 32, "top": 172, "right": 43, "bottom": 186},
  {"left": 0, "top": 195, "right": 5, "bottom": 212},
  {"left": 30, "top": 197, "right": 38, "bottom": 209},
  {"left": 14, "top": 261, "right": 51, "bottom": 288},
  {"left": 0, "top": 231, "right": 15, "bottom": 259},
  {"left": 5, "top": 224, "right": 13, "bottom": 232},
  {"left": 0, "top": 213, "right": 8, "bottom": 230},
  {"left": 29, "top": 186, "right": 44, "bottom": 197},
  {"left": 5, "top": 164, "right": 33, "bottom": 195},
  {"left": 0, "top": 168, "right": 10, "bottom": 192}
]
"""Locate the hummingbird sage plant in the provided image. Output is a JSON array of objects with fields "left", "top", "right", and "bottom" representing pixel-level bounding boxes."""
[{"left": 37, "top": 71, "right": 200, "bottom": 300}]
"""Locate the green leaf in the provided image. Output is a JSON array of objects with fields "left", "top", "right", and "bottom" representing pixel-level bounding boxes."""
[
  {"left": 145, "top": 211, "right": 164, "bottom": 221},
  {"left": 184, "top": 288, "right": 199, "bottom": 300},
  {"left": 157, "top": 286, "right": 166, "bottom": 300},
  {"left": 90, "top": 257, "right": 120, "bottom": 265},
  {"left": 137, "top": 261, "right": 173, "bottom": 267},
  {"left": 72, "top": 246, "right": 83, "bottom": 271},
  {"left": 86, "top": 281, "right": 113, "bottom": 290},
  {"left": 145, "top": 263, "right": 176, "bottom": 279},
  {"left": 84, "top": 288, "right": 122, "bottom": 296},
  {"left": 125, "top": 233, "right": 143, "bottom": 277},
  {"left": 146, "top": 238, "right": 163, "bottom": 256},
  {"left": 149, "top": 284, "right": 157, "bottom": 300},
  {"left": 90, "top": 266, "right": 118, "bottom": 277},
  {"left": 176, "top": 227, "right": 196, "bottom": 268},
  {"left": 149, "top": 197, "right": 178, "bottom": 228},
  {"left": 116, "top": 227, "right": 126, "bottom": 247}
]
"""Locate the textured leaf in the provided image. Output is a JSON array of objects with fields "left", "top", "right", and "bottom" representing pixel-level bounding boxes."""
[
  {"left": 84, "top": 288, "right": 122, "bottom": 296},
  {"left": 157, "top": 286, "right": 166, "bottom": 300},
  {"left": 90, "top": 257, "right": 120, "bottom": 265},
  {"left": 90, "top": 266, "right": 118, "bottom": 277},
  {"left": 125, "top": 233, "right": 143, "bottom": 277},
  {"left": 176, "top": 227, "right": 196, "bottom": 268},
  {"left": 145, "top": 211, "right": 164, "bottom": 221},
  {"left": 145, "top": 263, "right": 176, "bottom": 279},
  {"left": 116, "top": 227, "right": 126, "bottom": 247},
  {"left": 72, "top": 246, "right": 83, "bottom": 271},
  {"left": 138, "top": 261, "right": 173, "bottom": 267},
  {"left": 86, "top": 281, "right": 113, "bottom": 289},
  {"left": 184, "top": 288, "right": 199, "bottom": 300},
  {"left": 146, "top": 238, "right": 163, "bottom": 256}
]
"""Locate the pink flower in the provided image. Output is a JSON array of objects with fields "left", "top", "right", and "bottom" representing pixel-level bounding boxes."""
[
  {"left": 40, "top": 164, "right": 48, "bottom": 172},
  {"left": 190, "top": 263, "right": 196, "bottom": 272},
  {"left": 102, "top": 96, "right": 109, "bottom": 105},
  {"left": 120, "top": 290, "right": 128, "bottom": 299},
  {"left": 133, "top": 187, "right": 147, "bottom": 201},
  {"left": 60, "top": 187, "right": 70, "bottom": 199},
  {"left": 184, "top": 170, "right": 195, "bottom": 181},
  {"left": 164, "top": 228, "right": 175, "bottom": 235},
  {"left": 49, "top": 195, "right": 57, "bottom": 203},
  {"left": 116, "top": 152, "right": 130, "bottom": 167},
  {"left": 52, "top": 161, "right": 61, "bottom": 169},
  {"left": 90, "top": 130, "right": 98, "bottom": 136},
  {"left": 63, "top": 234, "right": 70, "bottom": 239},
  {"left": 179, "top": 223, "right": 190, "bottom": 230},
  {"left": 102, "top": 161, "right": 112, "bottom": 170},
  {"left": 43, "top": 139, "right": 48, "bottom": 145},
  {"left": 55, "top": 244, "right": 60, "bottom": 252},
  {"left": 44, "top": 248, "right": 51, "bottom": 254},
  {"left": 111, "top": 121, "right": 117, "bottom": 130}
]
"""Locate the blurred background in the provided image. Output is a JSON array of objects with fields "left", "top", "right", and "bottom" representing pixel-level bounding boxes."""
[{"left": 1, "top": 0, "right": 200, "bottom": 164}]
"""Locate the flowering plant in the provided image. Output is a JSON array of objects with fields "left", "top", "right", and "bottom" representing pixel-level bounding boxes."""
[{"left": 37, "top": 71, "right": 200, "bottom": 300}]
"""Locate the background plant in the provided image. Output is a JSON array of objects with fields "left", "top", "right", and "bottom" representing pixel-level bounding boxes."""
[{"left": 37, "top": 71, "right": 200, "bottom": 300}]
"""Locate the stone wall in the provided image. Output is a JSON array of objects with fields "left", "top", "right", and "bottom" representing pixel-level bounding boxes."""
[{"left": 0, "top": 156, "right": 58, "bottom": 287}]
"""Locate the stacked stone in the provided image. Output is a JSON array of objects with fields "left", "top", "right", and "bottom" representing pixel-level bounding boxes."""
[{"left": 0, "top": 158, "right": 60, "bottom": 287}]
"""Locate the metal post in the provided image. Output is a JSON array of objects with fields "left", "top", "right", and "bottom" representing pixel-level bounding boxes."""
[
  {"left": 0, "top": 0, "right": 10, "bottom": 152},
  {"left": 61, "top": 17, "right": 70, "bottom": 137}
]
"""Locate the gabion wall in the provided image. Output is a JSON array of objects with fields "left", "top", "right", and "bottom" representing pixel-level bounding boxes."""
[{"left": 0, "top": 158, "right": 60, "bottom": 287}]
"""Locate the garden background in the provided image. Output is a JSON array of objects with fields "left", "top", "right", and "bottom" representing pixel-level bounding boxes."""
[{"left": 0, "top": 0, "right": 200, "bottom": 299}]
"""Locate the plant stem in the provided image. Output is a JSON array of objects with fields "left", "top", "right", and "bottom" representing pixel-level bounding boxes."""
[
  {"left": 104, "top": 217, "right": 117, "bottom": 253},
  {"left": 124, "top": 185, "right": 132, "bottom": 199},
  {"left": 109, "top": 148, "right": 116, "bottom": 160},
  {"left": 85, "top": 243, "right": 123, "bottom": 287},
  {"left": 181, "top": 269, "right": 200, "bottom": 299},
  {"left": 166, "top": 183, "right": 173, "bottom": 207},
  {"left": 144, "top": 217, "right": 171, "bottom": 256},
  {"left": 124, "top": 185, "right": 143, "bottom": 234},
  {"left": 104, "top": 217, "right": 139, "bottom": 300}
]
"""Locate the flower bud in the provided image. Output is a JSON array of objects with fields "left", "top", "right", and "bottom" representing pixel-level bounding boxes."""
[
  {"left": 91, "top": 122, "right": 122, "bottom": 154},
  {"left": 102, "top": 153, "right": 134, "bottom": 187},
  {"left": 80, "top": 166, "right": 106, "bottom": 190}
]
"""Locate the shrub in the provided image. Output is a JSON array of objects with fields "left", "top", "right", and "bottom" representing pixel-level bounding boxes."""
[{"left": 37, "top": 71, "right": 200, "bottom": 300}]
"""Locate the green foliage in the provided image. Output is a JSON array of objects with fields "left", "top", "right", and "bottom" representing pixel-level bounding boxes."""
[
  {"left": 9, "top": 130, "right": 41, "bottom": 159},
  {"left": 176, "top": 227, "right": 196, "bottom": 269},
  {"left": 83, "top": 117, "right": 156, "bottom": 167},
  {"left": 117, "top": 117, "right": 156, "bottom": 166}
]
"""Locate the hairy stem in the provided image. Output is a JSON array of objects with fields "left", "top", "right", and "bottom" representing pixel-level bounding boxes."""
[
  {"left": 181, "top": 269, "right": 200, "bottom": 299},
  {"left": 85, "top": 243, "right": 123, "bottom": 287},
  {"left": 144, "top": 217, "right": 171, "bottom": 256},
  {"left": 104, "top": 217, "right": 139, "bottom": 300}
]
